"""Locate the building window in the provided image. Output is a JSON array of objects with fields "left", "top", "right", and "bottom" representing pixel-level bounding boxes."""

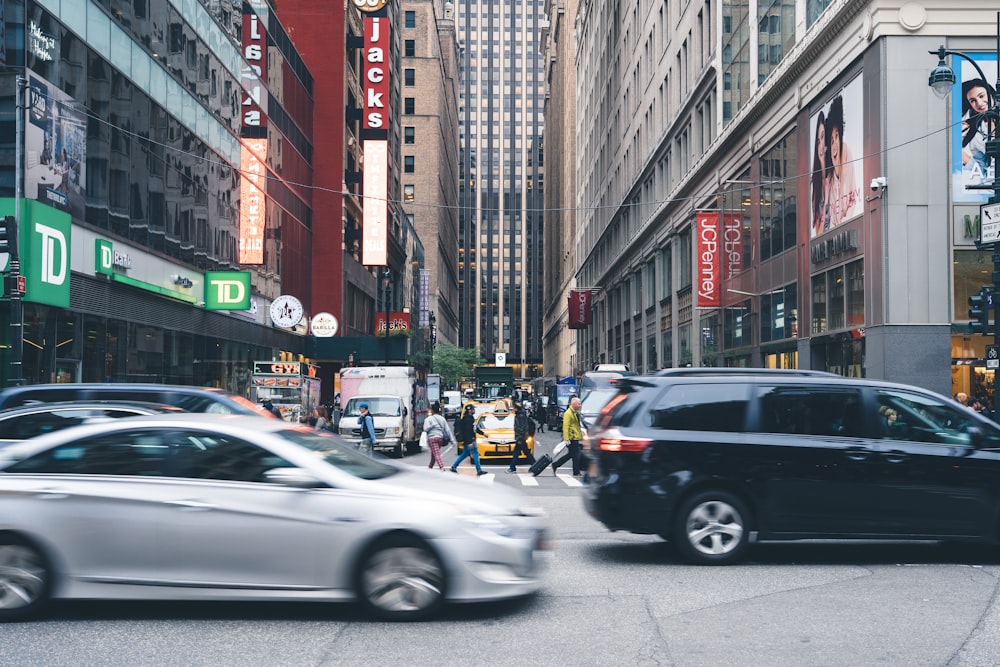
[
  {"left": 405, "top": 39, "right": 415, "bottom": 57},
  {"left": 404, "top": 126, "right": 415, "bottom": 144},
  {"left": 722, "top": 0, "right": 751, "bottom": 124},
  {"left": 757, "top": 0, "right": 795, "bottom": 83},
  {"left": 404, "top": 156, "right": 414, "bottom": 173},
  {"left": 405, "top": 10, "right": 416, "bottom": 28},
  {"left": 806, "top": 0, "right": 834, "bottom": 27},
  {"left": 404, "top": 184, "right": 415, "bottom": 201},
  {"left": 404, "top": 97, "right": 415, "bottom": 114},
  {"left": 405, "top": 68, "right": 415, "bottom": 86},
  {"left": 759, "top": 129, "right": 797, "bottom": 261}
]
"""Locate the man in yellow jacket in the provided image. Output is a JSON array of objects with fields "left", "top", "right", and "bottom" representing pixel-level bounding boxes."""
[{"left": 552, "top": 396, "right": 584, "bottom": 477}]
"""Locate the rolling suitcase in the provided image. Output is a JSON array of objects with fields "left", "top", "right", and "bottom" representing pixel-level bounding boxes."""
[{"left": 529, "top": 453, "right": 552, "bottom": 477}]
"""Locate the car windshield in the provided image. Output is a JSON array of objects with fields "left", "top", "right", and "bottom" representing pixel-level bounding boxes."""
[
  {"left": 478, "top": 414, "right": 514, "bottom": 430},
  {"left": 580, "top": 388, "right": 618, "bottom": 415},
  {"left": 278, "top": 430, "right": 399, "bottom": 480},
  {"left": 343, "top": 398, "right": 401, "bottom": 417}
]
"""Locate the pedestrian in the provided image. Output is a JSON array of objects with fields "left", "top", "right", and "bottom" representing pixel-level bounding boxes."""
[
  {"left": 956, "top": 392, "right": 970, "bottom": 406},
  {"left": 314, "top": 405, "right": 331, "bottom": 432},
  {"left": 262, "top": 400, "right": 282, "bottom": 419},
  {"left": 449, "top": 403, "right": 487, "bottom": 475},
  {"left": 532, "top": 398, "right": 546, "bottom": 433},
  {"left": 358, "top": 403, "right": 377, "bottom": 455},
  {"left": 506, "top": 400, "right": 536, "bottom": 474},
  {"left": 423, "top": 401, "right": 456, "bottom": 471},
  {"left": 552, "top": 396, "right": 584, "bottom": 477}
]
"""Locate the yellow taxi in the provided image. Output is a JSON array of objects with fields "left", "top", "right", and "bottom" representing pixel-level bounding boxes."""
[
  {"left": 461, "top": 398, "right": 512, "bottom": 421},
  {"left": 472, "top": 411, "right": 535, "bottom": 460}
]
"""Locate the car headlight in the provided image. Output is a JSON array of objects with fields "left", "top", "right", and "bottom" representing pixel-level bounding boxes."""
[
  {"left": 386, "top": 426, "right": 401, "bottom": 436},
  {"left": 457, "top": 514, "right": 519, "bottom": 538}
]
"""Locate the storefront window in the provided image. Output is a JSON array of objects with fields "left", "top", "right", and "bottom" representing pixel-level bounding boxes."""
[
  {"left": 827, "top": 266, "right": 845, "bottom": 330},
  {"left": 661, "top": 329, "right": 673, "bottom": 367},
  {"left": 723, "top": 298, "right": 752, "bottom": 349},
  {"left": 811, "top": 274, "right": 827, "bottom": 334},
  {"left": 846, "top": 259, "right": 864, "bottom": 326},
  {"left": 678, "top": 323, "right": 693, "bottom": 366},
  {"left": 760, "top": 283, "right": 797, "bottom": 343}
]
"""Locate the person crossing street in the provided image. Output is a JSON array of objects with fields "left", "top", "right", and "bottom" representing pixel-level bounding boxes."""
[
  {"left": 449, "top": 404, "right": 487, "bottom": 475},
  {"left": 552, "top": 396, "right": 584, "bottom": 477},
  {"left": 506, "top": 400, "right": 536, "bottom": 474}
]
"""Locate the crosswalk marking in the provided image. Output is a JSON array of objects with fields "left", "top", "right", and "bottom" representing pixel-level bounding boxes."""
[
  {"left": 554, "top": 473, "right": 584, "bottom": 487},
  {"left": 449, "top": 467, "right": 585, "bottom": 487},
  {"left": 516, "top": 473, "right": 539, "bottom": 486}
]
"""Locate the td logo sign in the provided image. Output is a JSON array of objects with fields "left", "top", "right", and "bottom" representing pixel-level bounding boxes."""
[
  {"left": 22, "top": 201, "right": 71, "bottom": 308},
  {"left": 205, "top": 271, "right": 251, "bottom": 310}
]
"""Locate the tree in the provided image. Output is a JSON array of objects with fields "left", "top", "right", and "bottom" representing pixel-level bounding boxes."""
[{"left": 433, "top": 344, "right": 485, "bottom": 388}]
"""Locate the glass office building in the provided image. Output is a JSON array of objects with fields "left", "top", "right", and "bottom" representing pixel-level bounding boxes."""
[
  {"left": 0, "top": 0, "right": 314, "bottom": 392},
  {"left": 456, "top": 0, "right": 545, "bottom": 374}
]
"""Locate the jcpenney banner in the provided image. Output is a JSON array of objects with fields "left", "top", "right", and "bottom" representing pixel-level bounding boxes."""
[
  {"left": 696, "top": 211, "right": 743, "bottom": 308},
  {"left": 696, "top": 212, "right": 721, "bottom": 308},
  {"left": 568, "top": 289, "right": 593, "bottom": 329}
]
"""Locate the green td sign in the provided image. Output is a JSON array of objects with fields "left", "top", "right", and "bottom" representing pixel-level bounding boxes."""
[
  {"left": 205, "top": 271, "right": 251, "bottom": 310},
  {"left": 22, "top": 201, "right": 71, "bottom": 308}
]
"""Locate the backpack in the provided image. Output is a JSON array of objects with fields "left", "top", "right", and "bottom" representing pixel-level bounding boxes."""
[{"left": 527, "top": 417, "right": 536, "bottom": 436}]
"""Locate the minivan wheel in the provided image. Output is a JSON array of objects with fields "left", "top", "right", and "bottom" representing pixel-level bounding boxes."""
[
  {"left": 356, "top": 534, "right": 446, "bottom": 621},
  {"left": 673, "top": 490, "right": 751, "bottom": 565},
  {"left": 0, "top": 536, "right": 52, "bottom": 621}
]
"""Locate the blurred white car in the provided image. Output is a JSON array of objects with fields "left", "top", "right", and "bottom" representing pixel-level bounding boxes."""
[{"left": 0, "top": 415, "right": 549, "bottom": 621}]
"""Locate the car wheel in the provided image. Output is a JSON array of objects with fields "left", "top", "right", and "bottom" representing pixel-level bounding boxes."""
[
  {"left": 393, "top": 443, "right": 404, "bottom": 458},
  {"left": 672, "top": 490, "right": 751, "bottom": 565},
  {"left": 0, "top": 536, "right": 53, "bottom": 621},
  {"left": 357, "top": 534, "right": 446, "bottom": 621}
]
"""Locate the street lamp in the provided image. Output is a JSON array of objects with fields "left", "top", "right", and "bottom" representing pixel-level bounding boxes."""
[
  {"left": 428, "top": 311, "right": 437, "bottom": 373},
  {"left": 929, "top": 18, "right": 1000, "bottom": 416},
  {"left": 382, "top": 269, "right": 391, "bottom": 365}
]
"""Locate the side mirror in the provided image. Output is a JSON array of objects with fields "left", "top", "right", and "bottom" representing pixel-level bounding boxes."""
[
  {"left": 263, "top": 467, "right": 326, "bottom": 488},
  {"left": 402, "top": 406, "right": 408, "bottom": 417}
]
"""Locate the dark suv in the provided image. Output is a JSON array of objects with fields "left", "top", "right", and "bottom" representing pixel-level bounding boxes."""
[{"left": 584, "top": 370, "right": 1000, "bottom": 565}]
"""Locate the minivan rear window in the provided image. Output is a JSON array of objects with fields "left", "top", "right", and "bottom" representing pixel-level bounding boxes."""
[{"left": 649, "top": 383, "right": 750, "bottom": 432}]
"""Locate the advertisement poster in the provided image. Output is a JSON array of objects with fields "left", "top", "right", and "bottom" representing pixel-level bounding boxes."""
[
  {"left": 951, "top": 52, "right": 998, "bottom": 203},
  {"left": 25, "top": 72, "right": 87, "bottom": 221},
  {"left": 809, "top": 75, "right": 863, "bottom": 238}
]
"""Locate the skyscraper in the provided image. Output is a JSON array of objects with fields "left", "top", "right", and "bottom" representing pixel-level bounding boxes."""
[{"left": 456, "top": 0, "right": 545, "bottom": 376}]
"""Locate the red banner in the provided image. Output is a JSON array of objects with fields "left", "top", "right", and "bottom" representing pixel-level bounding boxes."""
[
  {"left": 568, "top": 290, "right": 593, "bottom": 329},
  {"left": 363, "top": 17, "right": 390, "bottom": 131},
  {"left": 375, "top": 311, "right": 411, "bottom": 336},
  {"left": 696, "top": 212, "right": 721, "bottom": 308}
]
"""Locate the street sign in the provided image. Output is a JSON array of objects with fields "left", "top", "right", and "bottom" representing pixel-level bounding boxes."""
[
  {"left": 980, "top": 202, "right": 1000, "bottom": 244},
  {"left": 989, "top": 345, "right": 999, "bottom": 369}
]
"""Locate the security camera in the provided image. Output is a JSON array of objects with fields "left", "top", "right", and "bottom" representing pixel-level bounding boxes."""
[{"left": 870, "top": 176, "right": 887, "bottom": 190}]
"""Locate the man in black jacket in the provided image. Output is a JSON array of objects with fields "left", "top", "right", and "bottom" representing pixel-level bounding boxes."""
[
  {"left": 449, "top": 404, "right": 487, "bottom": 475},
  {"left": 506, "top": 400, "right": 537, "bottom": 474}
]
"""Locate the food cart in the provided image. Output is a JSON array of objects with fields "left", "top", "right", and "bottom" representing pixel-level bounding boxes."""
[{"left": 250, "top": 361, "right": 321, "bottom": 422}]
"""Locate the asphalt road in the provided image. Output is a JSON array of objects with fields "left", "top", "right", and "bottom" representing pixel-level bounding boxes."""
[{"left": 4, "top": 429, "right": 1000, "bottom": 666}]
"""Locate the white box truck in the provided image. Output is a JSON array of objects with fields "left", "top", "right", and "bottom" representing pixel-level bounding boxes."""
[{"left": 338, "top": 366, "right": 427, "bottom": 457}]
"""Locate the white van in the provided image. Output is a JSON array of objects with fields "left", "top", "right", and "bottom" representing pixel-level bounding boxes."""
[
  {"left": 441, "top": 390, "right": 463, "bottom": 419},
  {"left": 337, "top": 367, "right": 426, "bottom": 456}
]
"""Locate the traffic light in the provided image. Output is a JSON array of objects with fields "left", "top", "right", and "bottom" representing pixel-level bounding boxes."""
[
  {"left": 0, "top": 215, "right": 17, "bottom": 261},
  {"left": 969, "top": 286, "right": 992, "bottom": 335}
]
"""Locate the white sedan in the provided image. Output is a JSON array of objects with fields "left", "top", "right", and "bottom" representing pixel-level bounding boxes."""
[{"left": 0, "top": 415, "right": 549, "bottom": 621}]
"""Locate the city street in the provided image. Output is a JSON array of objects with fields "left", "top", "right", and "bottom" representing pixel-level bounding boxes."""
[{"left": 2, "top": 428, "right": 1000, "bottom": 666}]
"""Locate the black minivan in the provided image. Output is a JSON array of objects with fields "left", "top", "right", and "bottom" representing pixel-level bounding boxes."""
[{"left": 584, "top": 370, "right": 1000, "bottom": 565}]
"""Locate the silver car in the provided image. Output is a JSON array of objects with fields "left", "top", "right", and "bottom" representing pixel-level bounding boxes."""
[{"left": 0, "top": 415, "right": 549, "bottom": 621}]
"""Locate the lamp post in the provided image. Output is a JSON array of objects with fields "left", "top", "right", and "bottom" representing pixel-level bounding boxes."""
[
  {"left": 428, "top": 311, "right": 436, "bottom": 373},
  {"left": 382, "top": 269, "right": 391, "bottom": 365},
  {"left": 929, "top": 17, "right": 1000, "bottom": 416}
]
